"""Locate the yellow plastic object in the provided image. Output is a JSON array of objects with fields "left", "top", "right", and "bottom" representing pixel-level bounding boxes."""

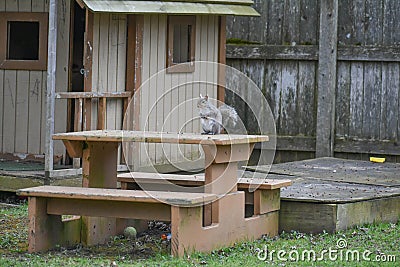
[{"left": 370, "top": 157, "right": 386, "bottom": 163}]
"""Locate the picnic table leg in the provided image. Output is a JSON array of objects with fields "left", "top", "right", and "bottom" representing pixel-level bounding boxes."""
[
  {"left": 81, "top": 141, "right": 119, "bottom": 245},
  {"left": 202, "top": 143, "right": 254, "bottom": 226},
  {"left": 27, "top": 197, "right": 63, "bottom": 252}
]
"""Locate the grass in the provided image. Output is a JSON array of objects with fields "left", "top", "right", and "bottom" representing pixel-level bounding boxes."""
[{"left": 1, "top": 203, "right": 399, "bottom": 266}]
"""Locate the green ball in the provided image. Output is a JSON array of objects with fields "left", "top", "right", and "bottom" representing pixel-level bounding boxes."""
[{"left": 123, "top": 226, "right": 137, "bottom": 239}]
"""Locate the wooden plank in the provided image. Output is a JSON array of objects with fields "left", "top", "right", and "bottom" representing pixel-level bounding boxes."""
[
  {"left": 217, "top": 16, "right": 226, "bottom": 104},
  {"left": 26, "top": 197, "right": 64, "bottom": 252},
  {"left": 5, "top": 0, "right": 18, "bottom": 11},
  {"left": 74, "top": 98, "right": 83, "bottom": 131},
  {"left": 106, "top": 14, "right": 119, "bottom": 130},
  {"left": 227, "top": 45, "right": 400, "bottom": 62},
  {"left": 352, "top": 0, "right": 365, "bottom": 45},
  {"left": 299, "top": 0, "right": 318, "bottom": 45},
  {"left": 279, "top": 61, "right": 298, "bottom": 135},
  {"left": 283, "top": 0, "right": 300, "bottom": 45},
  {"left": 18, "top": 0, "right": 31, "bottom": 12},
  {"left": 32, "top": 0, "right": 45, "bottom": 12},
  {"left": 47, "top": 198, "right": 171, "bottom": 221},
  {"left": 315, "top": 0, "right": 338, "bottom": 157},
  {"left": 365, "top": 0, "right": 383, "bottom": 45},
  {"left": 297, "top": 61, "right": 316, "bottom": 136},
  {"left": 62, "top": 140, "right": 83, "bottom": 158},
  {"left": 381, "top": 63, "right": 399, "bottom": 140},
  {"left": 337, "top": 0, "right": 352, "bottom": 45},
  {"left": 336, "top": 196, "right": 400, "bottom": 231},
  {"left": 147, "top": 14, "right": 159, "bottom": 163},
  {"left": 335, "top": 62, "right": 351, "bottom": 138},
  {"left": 40, "top": 72, "right": 46, "bottom": 154},
  {"left": 248, "top": 0, "right": 265, "bottom": 43},
  {"left": 334, "top": 138, "right": 400, "bottom": 156},
  {"left": 98, "top": 13, "right": 110, "bottom": 95},
  {"left": 52, "top": 130, "right": 269, "bottom": 145},
  {"left": 266, "top": 0, "right": 284, "bottom": 44},
  {"left": 349, "top": 62, "right": 364, "bottom": 138},
  {"left": 3, "top": 70, "right": 16, "bottom": 153},
  {"left": 116, "top": 14, "right": 127, "bottom": 131},
  {"left": 18, "top": 186, "right": 217, "bottom": 205},
  {"left": 206, "top": 15, "right": 216, "bottom": 94},
  {"left": 28, "top": 71, "right": 43, "bottom": 154},
  {"left": 226, "top": 45, "right": 318, "bottom": 60},
  {"left": 254, "top": 189, "right": 280, "bottom": 215},
  {"left": 97, "top": 97, "right": 106, "bottom": 130},
  {"left": 84, "top": 11, "right": 94, "bottom": 130},
  {"left": 126, "top": 15, "right": 136, "bottom": 93},
  {"left": 56, "top": 92, "right": 131, "bottom": 99},
  {"left": 338, "top": 46, "right": 400, "bottom": 62},
  {"left": 362, "top": 62, "right": 382, "bottom": 139},
  {"left": 279, "top": 201, "right": 337, "bottom": 233},
  {"left": 15, "top": 71, "right": 29, "bottom": 153},
  {"left": 383, "top": 0, "right": 400, "bottom": 45},
  {"left": 117, "top": 172, "right": 292, "bottom": 190}
]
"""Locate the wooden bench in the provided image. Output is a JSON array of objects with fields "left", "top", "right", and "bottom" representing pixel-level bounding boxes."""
[
  {"left": 118, "top": 172, "right": 292, "bottom": 216},
  {"left": 17, "top": 185, "right": 217, "bottom": 256}
]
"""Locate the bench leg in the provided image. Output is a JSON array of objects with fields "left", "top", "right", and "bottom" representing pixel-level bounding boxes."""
[
  {"left": 171, "top": 192, "right": 279, "bottom": 257},
  {"left": 254, "top": 189, "right": 280, "bottom": 215},
  {"left": 28, "top": 197, "right": 63, "bottom": 252}
]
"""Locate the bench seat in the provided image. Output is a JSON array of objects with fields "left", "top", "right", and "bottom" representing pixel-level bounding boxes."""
[
  {"left": 117, "top": 172, "right": 292, "bottom": 190},
  {"left": 18, "top": 185, "right": 217, "bottom": 206}
]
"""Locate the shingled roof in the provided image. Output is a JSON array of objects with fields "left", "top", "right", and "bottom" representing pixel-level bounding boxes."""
[{"left": 79, "top": 0, "right": 259, "bottom": 16}]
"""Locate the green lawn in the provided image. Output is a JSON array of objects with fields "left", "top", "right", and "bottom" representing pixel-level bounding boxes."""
[{"left": 1, "top": 203, "right": 398, "bottom": 267}]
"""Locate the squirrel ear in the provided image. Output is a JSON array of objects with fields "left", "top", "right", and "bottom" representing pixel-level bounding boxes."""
[
  {"left": 200, "top": 94, "right": 203, "bottom": 98},
  {"left": 205, "top": 95, "right": 208, "bottom": 100}
]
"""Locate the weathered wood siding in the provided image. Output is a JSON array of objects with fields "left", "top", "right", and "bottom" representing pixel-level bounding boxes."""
[
  {"left": 137, "top": 15, "right": 219, "bottom": 168},
  {"left": 0, "top": 0, "right": 69, "bottom": 160},
  {"left": 91, "top": 13, "right": 127, "bottom": 130},
  {"left": 226, "top": 0, "right": 400, "bottom": 162}
]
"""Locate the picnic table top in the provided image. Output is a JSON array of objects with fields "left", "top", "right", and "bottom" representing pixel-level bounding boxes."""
[{"left": 53, "top": 130, "right": 269, "bottom": 145}]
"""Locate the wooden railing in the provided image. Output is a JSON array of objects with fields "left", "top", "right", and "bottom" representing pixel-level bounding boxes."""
[{"left": 55, "top": 91, "right": 132, "bottom": 131}]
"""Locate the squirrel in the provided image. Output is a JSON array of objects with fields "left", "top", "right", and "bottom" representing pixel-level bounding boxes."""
[{"left": 197, "top": 94, "right": 238, "bottom": 135}]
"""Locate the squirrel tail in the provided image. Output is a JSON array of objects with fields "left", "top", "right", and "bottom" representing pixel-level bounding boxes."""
[{"left": 219, "top": 104, "right": 238, "bottom": 128}]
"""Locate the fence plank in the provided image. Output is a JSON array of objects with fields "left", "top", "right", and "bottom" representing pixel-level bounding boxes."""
[
  {"left": 364, "top": 0, "right": 383, "bottom": 45},
  {"left": 283, "top": 0, "right": 300, "bottom": 45},
  {"left": 335, "top": 62, "right": 351, "bottom": 138},
  {"left": 299, "top": 0, "right": 319, "bottom": 45},
  {"left": 297, "top": 61, "right": 316, "bottom": 136},
  {"left": 383, "top": 0, "right": 400, "bottom": 45},
  {"left": 349, "top": 63, "right": 364, "bottom": 138},
  {"left": 266, "top": 0, "right": 285, "bottom": 44},
  {"left": 226, "top": 45, "right": 400, "bottom": 62},
  {"left": 280, "top": 61, "right": 298, "bottom": 135},
  {"left": 362, "top": 62, "right": 382, "bottom": 139}
]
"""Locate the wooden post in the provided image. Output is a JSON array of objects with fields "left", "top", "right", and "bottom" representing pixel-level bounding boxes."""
[
  {"left": 45, "top": 0, "right": 58, "bottom": 182},
  {"left": 83, "top": 10, "right": 94, "bottom": 130},
  {"left": 217, "top": 16, "right": 226, "bottom": 104},
  {"left": 81, "top": 141, "right": 119, "bottom": 245},
  {"left": 316, "top": 0, "right": 338, "bottom": 157}
]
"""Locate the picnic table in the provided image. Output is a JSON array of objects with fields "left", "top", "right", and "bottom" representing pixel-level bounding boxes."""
[{"left": 19, "top": 130, "right": 291, "bottom": 256}]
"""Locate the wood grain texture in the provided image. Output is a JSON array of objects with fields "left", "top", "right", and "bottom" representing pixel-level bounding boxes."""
[
  {"left": 53, "top": 130, "right": 269, "bottom": 145},
  {"left": 315, "top": 0, "right": 338, "bottom": 157},
  {"left": 18, "top": 186, "right": 218, "bottom": 205}
]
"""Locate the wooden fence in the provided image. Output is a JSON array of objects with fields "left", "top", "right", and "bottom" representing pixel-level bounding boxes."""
[{"left": 225, "top": 0, "right": 400, "bottom": 163}]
